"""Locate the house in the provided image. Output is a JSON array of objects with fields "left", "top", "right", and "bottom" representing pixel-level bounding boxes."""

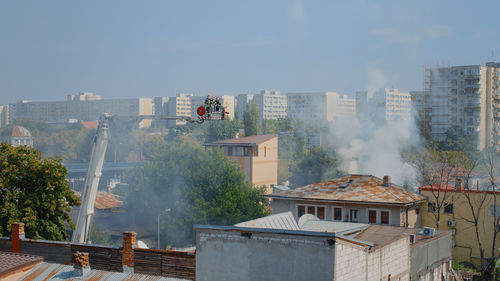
[
  {"left": 266, "top": 174, "right": 425, "bottom": 227},
  {"left": 195, "top": 212, "right": 453, "bottom": 281},
  {"left": 420, "top": 183, "right": 500, "bottom": 269},
  {"left": 205, "top": 134, "right": 278, "bottom": 193},
  {"left": 0, "top": 125, "right": 34, "bottom": 147}
]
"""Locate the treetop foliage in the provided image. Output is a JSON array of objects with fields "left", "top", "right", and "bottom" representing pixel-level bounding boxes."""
[{"left": 0, "top": 143, "right": 80, "bottom": 240}]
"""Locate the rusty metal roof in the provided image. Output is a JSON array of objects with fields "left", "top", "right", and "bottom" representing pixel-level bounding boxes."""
[
  {"left": 19, "top": 262, "right": 189, "bottom": 281},
  {"left": 0, "top": 251, "right": 43, "bottom": 279},
  {"left": 207, "top": 134, "right": 277, "bottom": 146},
  {"left": 267, "top": 174, "right": 425, "bottom": 206},
  {"left": 74, "top": 191, "right": 123, "bottom": 209}
]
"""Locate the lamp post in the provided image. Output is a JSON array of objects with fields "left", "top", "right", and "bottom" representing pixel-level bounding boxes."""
[{"left": 157, "top": 208, "right": 171, "bottom": 249}]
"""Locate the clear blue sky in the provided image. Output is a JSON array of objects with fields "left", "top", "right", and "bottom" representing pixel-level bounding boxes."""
[{"left": 0, "top": 0, "right": 499, "bottom": 103}]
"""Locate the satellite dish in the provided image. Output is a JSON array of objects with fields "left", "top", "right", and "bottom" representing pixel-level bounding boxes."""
[{"left": 137, "top": 240, "right": 149, "bottom": 249}]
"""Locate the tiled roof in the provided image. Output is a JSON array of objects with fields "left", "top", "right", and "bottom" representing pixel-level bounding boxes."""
[
  {"left": 267, "top": 174, "right": 425, "bottom": 206},
  {"left": 235, "top": 212, "right": 299, "bottom": 230},
  {"left": 0, "top": 126, "right": 32, "bottom": 137},
  {"left": 19, "top": 262, "right": 189, "bottom": 281},
  {"left": 354, "top": 224, "right": 451, "bottom": 248},
  {"left": 81, "top": 121, "right": 98, "bottom": 129},
  {"left": 207, "top": 134, "right": 277, "bottom": 146},
  {"left": 74, "top": 191, "right": 123, "bottom": 209},
  {"left": 0, "top": 251, "right": 43, "bottom": 278}
]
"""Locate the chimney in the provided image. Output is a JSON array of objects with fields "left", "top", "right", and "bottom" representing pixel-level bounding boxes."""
[
  {"left": 455, "top": 178, "right": 462, "bottom": 190},
  {"left": 383, "top": 176, "right": 391, "bottom": 187},
  {"left": 11, "top": 223, "right": 25, "bottom": 253},
  {"left": 122, "top": 231, "right": 137, "bottom": 273},
  {"left": 73, "top": 251, "right": 91, "bottom": 277}
]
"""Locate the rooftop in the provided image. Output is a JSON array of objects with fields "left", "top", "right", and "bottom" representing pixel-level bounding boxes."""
[
  {"left": 267, "top": 174, "right": 425, "bottom": 206},
  {"left": 235, "top": 212, "right": 299, "bottom": 231},
  {"left": 0, "top": 251, "right": 43, "bottom": 279},
  {"left": 74, "top": 191, "right": 123, "bottom": 209},
  {"left": 0, "top": 126, "right": 32, "bottom": 137},
  {"left": 206, "top": 134, "right": 277, "bottom": 146}
]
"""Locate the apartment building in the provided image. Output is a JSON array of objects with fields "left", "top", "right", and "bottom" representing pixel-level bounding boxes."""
[
  {"left": 424, "top": 62, "right": 500, "bottom": 150},
  {"left": 252, "top": 90, "right": 287, "bottom": 121},
  {"left": 356, "top": 88, "right": 412, "bottom": 124},
  {"left": 11, "top": 94, "right": 153, "bottom": 127},
  {"left": 235, "top": 93, "right": 254, "bottom": 122},
  {"left": 190, "top": 95, "right": 235, "bottom": 121},
  {"left": 0, "top": 105, "right": 9, "bottom": 128},
  {"left": 153, "top": 96, "right": 169, "bottom": 115},
  {"left": 165, "top": 93, "right": 194, "bottom": 126},
  {"left": 331, "top": 94, "right": 356, "bottom": 121},
  {"left": 287, "top": 92, "right": 336, "bottom": 123}
]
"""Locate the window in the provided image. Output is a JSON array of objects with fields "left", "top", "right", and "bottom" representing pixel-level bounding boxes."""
[
  {"left": 350, "top": 210, "right": 358, "bottom": 222},
  {"left": 307, "top": 206, "right": 315, "bottom": 214},
  {"left": 317, "top": 207, "right": 325, "bottom": 220},
  {"left": 298, "top": 205, "right": 305, "bottom": 217},
  {"left": 333, "top": 208, "right": 342, "bottom": 221},
  {"left": 444, "top": 203, "right": 454, "bottom": 214},
  {"left": 490, "top": 206, "right": 500, "bottom": 217},
  {"left": 428, "top": 202, "right": 436, "bottom": 212},
  {"left": 368, "top": 210, "right": 377, "bottom": 223},
  {"left": 380, "top": 211, "right": 389, "bottom": 225}
]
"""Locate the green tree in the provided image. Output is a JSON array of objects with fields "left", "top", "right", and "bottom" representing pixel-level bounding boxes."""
[
  {"left": 438, "top": 126, "right": 476, "bottom": 153},
  {"left": 243, "top": 101, "right": 261, "bottom": 136},
  {"left": 0, "top": 143, "right": 80, "bottom": 240},
  {"left": 125, "top": 137, "right": 268, "bottom": 246},
  {"left": 289, "top": 146, "right": 340, "bottom": 187},
  {"left": 203, "top": 119, "right": 240, "bottom": 143}
]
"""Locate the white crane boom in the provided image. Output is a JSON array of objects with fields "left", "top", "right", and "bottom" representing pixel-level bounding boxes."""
[{"left": 71, "top": 114, "right": 200, "bottom": 243}]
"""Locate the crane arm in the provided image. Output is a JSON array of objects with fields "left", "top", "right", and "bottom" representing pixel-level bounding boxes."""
[{"left": 71, "top": 113, "right": 200, "bottom": 243}]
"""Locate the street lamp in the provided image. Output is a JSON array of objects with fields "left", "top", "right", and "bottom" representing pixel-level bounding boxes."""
[{"left": 157, "top": 208, "right": 171, "bottom": 249}]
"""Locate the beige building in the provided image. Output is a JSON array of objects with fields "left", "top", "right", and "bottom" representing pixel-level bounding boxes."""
[
  {"left": 0, "top": 105, "right": 9, "bottom": 128},
  {"left": 287, "top": 92, "right": 337, "bottom": 123},
  {"left": 267, "top": 175, "right": 425, "bottom": 227},
  {"left": 11, "top": 94, "right": 153, "bottom": 127},
  {"left": 205, "top": 134, "right": 278, "bottom": 193},
  {"left": 331, "top": 93, "right": 356, "bottom": 121},
  {"left": 425, "top": 62, "right": 500, "bottom": 150},
  {"left": 165, "top": 93, "right": 194, "bottom": 126}
]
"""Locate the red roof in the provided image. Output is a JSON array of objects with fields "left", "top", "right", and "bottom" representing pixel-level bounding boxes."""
[
  {"left": 419, "top": 184, "right": 500, "bottom": 194},
  {"left": 267, "top": 174, "right": 425, "bottom": 205},
  {"left": 81, "top": 121, "right": 98, "bottom": 129},
  {"left": 208, "top": 134, "right": 277, "bottom": 146},
  {"left": 74, "top": 191, "right": 123, "bottom": 209},
  {"left": 0, "top": 126, "right": 32, "bottom": 137}
]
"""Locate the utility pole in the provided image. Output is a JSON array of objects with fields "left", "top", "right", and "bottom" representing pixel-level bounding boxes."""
[{"left": 157, "top": 208, "right": 171, "bottom": 249}]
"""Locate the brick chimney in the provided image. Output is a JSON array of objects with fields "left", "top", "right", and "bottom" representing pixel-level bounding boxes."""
[
  {"left": 122, "top": 231, "right": 137, "bottom": 273},
  {"left": 383, "top": 176, "right": 391, "bottom": 187},
  {"left": 11, "top": 222, "right": 25, "bottom": 253},
  {"left": 73, "top": 251, "right": 91, "bottom": 277}
]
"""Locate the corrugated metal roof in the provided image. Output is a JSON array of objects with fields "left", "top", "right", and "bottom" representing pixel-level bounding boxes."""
[
  {"left": 354, "top": 225, "right": 451, "bottom": 248},
  {"left": 235, "top": 212, "right": 299, "bottom": 230},
  {"left": 74, "top": 191, "right": 123, "bottom": 209},
  {"left": 19, "top": 262, "right": 190, "bottom": 281},
  {"left": 298, "top": 216, "right": 369, "bottom": 234},
  {"left": 267, "top": 174, "right": 425, "bottom": 206},
  {"left": 207, "top": 134, "right": 277, "bottom": 146}
]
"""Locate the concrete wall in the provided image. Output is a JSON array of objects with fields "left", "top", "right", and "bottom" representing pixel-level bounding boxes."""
[
  {"left": 271, "top": 198, "right": 410, "bottom": 226},
  {"left": 411, "top": 233, "right": 452, "bottom": 280},
  {"left": 366, "top": 237, "right": 410, "bottom": 281},
  {"left": 335, "top": 239, "right": 367, "bottom": 281},
  {"left": 196, "top": 228, "right": 335, "bottom": 281}
]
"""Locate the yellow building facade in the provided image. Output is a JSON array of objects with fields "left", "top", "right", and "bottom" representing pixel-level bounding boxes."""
[{"left": 420, "top": 187, "right": 500, "bottom": 269}]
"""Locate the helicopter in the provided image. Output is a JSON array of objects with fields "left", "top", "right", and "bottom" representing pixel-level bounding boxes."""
[{"left": 196, "top": 95, "right": 228, "bottom": 120}]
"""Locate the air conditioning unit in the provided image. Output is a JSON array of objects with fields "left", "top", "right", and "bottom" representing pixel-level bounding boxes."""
[
  {"left": 409, "top": 234, "right": 416, "bottom": 244},
  {"left": 447, "top": 220, "right": 456, "bottom": 227},
  {"left": 419, "top": 227, "right": 435, "bottom": 237}
]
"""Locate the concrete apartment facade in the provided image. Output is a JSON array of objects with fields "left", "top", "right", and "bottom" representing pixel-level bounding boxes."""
[
  {"left": 267, "top": 175, "right": 425, "bottom": 227},
  {"left": 424, "top": 62, "right": 500, "bottom": 150},
  {"left": 252, "top": 90, "right": 288, "bottom": 121},
  {"left": 0, "top": 105, "right": 9, "bottom": 128},
  {"left": 11, "top": 93, "right": 153, "bottom": 127},
  {"left": 205, "top": 134, "right": 278, "bottom": 193},
  {"left": 287, "top": 92, "right": 336, "bottom": 124},
  {"left": 165, "top": 93, "right": 194, "bottom": 126},
  {"left": 420, "top": 185, "right": 500, "bottom": 269},
  {"left": 195, "top": 212, "right": 452, "bottom": 281},
  {"left": 235, "top": 93, "right": 254, "bottom": 122},
  {"left": 357, "top": 88, "right": 412, "bottom": 124}
]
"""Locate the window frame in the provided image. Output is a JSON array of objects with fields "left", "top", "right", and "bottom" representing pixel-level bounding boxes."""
[
  {"left": 379, "top": 210, "right": 391, "bottom": 225},
  {"left": 349, "top": 209, "right": 359, "bottom": 223},
  {"left": 332, "top": 206, "right": 344, "bottom": 222},
  {"left": 444, "top": 203, "right": 454, "bottom": 214},
  {"left": 297, "top": 204, "right": 327, "bottom": 220},
  {"left": 367, "top": 209, "right": 377, "bottom": 224}
]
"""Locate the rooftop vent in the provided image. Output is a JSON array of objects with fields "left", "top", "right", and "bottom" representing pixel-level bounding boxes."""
[{"left": 339, "top": 179, "right": 354, "bottom": 189}]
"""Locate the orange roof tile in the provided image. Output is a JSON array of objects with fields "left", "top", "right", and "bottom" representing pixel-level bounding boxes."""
[
  {"left": 208, "top": 134, "right": 277, "bottom": 146},
  {"left": 74, "top": 191, "right": 123, "bottom": 209},
  {"left": 81, "top": 121, "right": 98, "bottom": 129},
  {"left": 267, "top": 174, "right": 425, "bottom": 206}
]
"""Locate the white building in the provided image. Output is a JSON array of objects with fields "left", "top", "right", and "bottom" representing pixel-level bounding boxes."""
[
  {"left": 252, "top": 90, "right": 288, "bottom": 121},
  {"left": 166, "top": 93, "right": 194, "bottom": 127},
  {"left": 356, "top": 88, "right": 411, "bottom": 124},
  {"left": 425, "top": 63, "right": 500, "bottom": 150},
  {"left": 153, "top": 97, "right": 169, "bottom": 115},
  {"left": 331, "top": 94, "right": 356, "bottom": 121},
  {"left": 287, "top": 92, "right": 340, "bottom": 124}
]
